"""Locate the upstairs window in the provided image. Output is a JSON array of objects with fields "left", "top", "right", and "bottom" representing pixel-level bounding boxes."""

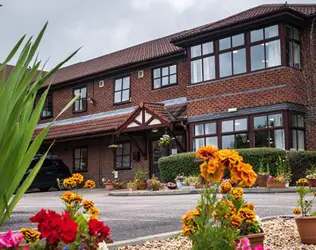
[
  {"left": 73, "top": 86, "right": 87, "bottom": 113},
  {"left": 153, "top": 65, "right": 177, "bottom": 89},
  {"left": 291, "top": 113, "right": 305, "bottom": 150},
  {"left": 190, "top": 42, "right": 215, "bottom": 84},
  {"left": 74, "top": 147, "right": 88, "bottom": 172},
  {"left": 41, "top": 93, "right": 53, "bottom": 119},
  {"left": 286, "top": 26, "right": 301, "bottom": 69},
  {"left": 219, "top": 33, "right": 246, "bottom": 78},
  {"left": 114, "top": 76, "right": 130, "bottom": 104},
  {"left": 115, "top": 142, "right": 131, "bottom": 169},
  {"left": 250, "top": 25, "right": 281, "bottom": 71}
]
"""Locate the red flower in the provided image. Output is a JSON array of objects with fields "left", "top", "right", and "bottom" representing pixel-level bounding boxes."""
[
  {"left": 88, "top": 219, "right": 111, "bottom": 242},
  {"left": 60, "top": 212, "right": 78, "bottom": 244},
  {"left": 29, "top": 209, "right": 49, "bottom": 223}
]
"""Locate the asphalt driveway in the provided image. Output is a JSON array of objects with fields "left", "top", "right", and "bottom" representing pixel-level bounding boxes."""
[{"left": 1, "top": 189, "right": 298, "bottom": 241}]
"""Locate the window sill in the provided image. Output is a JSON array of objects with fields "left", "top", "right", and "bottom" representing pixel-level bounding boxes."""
[
  {"left": 152, "top": 83, "right": 177, "bottom": 91},
  {"left": 40, "top": 116, "right": 53, "bottom": 120},
  {"left": 73, "top": 110, "right": 87, "bottom": 114},
  {"left": 113, "top": 101, "right": 131, "bottom": 106},
  {"left": 114, "top": 167, "right": 132, "bottom": 171},
  {"left": 73, "top": 170, "right": 88, "bottom": 173}
]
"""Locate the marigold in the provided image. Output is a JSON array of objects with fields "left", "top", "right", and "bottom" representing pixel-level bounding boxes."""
[
  {"left": 200, "top": 159, "right": 225, "bottom": 183},
  {"left": 238, "top": 208, "right": 256, "bottom": 223},
  {"left": 20, "top": 228, "right": 41, "bottom": 243},
  {"left": 83, "top": 200, "right": 95, "bottom": 211},
  {"left": 296, "top": 178, "right": 308, "bottom": 186},
  {"left": 220, "top": 181, "right": 232, "bottom": 194},
  {"left": 293, "top": 208, "right": 302, "bottom": 215},
  {"left": 231, "top": 187, "right": 244, "bottom": 200},
  {"left": 196, "top": 146, "right": 219, "bottom": 160},
  {"left": 230, "top": 214, "right": 242, "bottom": 229},
  {"left": 72, "top": 194, "right": 83, "bottom": 203},
  {"left": 61, "top": 191, "right": 76, "bottom": 203},
  {"left": 215, "top": 200, "right": 236, "bottom": 219},
  {"left": 218, "top": 149, "right": 243, "bottom": 168},
  {"left": 84, "top": 179, "right": 96, "bottom": 189},
  {"left": 63, "top": 177, "right": 77, "bottom": 189},
  {"left": 72, "top": 173, "right": 84, "bottom": 184},
  {"left": 182, "top": 209, "right": 199, "bottom": 236},
  {"left": 89, "top": 206, "right": 100, "bottom": 215},
  {"left": 243, "top": 203, "right": 255, "bottom": 210}
]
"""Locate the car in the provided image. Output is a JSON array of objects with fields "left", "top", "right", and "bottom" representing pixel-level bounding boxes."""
[{"left": 19, "top": 154, "right": 71, "bottom": 192}]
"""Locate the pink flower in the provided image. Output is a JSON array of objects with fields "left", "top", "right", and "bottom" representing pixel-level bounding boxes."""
[
  {"left": 0, "top": 229, "right": 24, "bottom": 248},
  {"left": 236, "top": 237, "right": 251, "bottom": 250}
]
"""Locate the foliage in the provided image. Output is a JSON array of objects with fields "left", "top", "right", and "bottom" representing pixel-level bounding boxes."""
[
  {"left": 135, "top": 169, "right": 147, "bottom": 182},
  {"left": 0, "top": 24, "right": 79, "bottom": 227},
  {"left": 183, "top": 176, "right": 200, "bottom": 186},
  {"left": 293, "top": 184, "right": 316, "bottom": 217},
  {"left": 159, "top": 148, "right": 316, "bottom": 184},
  {"left": 127, "top": 181, "right": 137, "bottom": 189},
  {"left": 63, "top": 173, "right": 85, "bottom": 190},
  {"left": 147, "top": 175, "right": 162, "bottom": 191},
  {"left": 158, "top": 134, "right": 172, "bottom": 147},
  {"left": 306, "top": 167, "right": 316, "bottom": 179}
]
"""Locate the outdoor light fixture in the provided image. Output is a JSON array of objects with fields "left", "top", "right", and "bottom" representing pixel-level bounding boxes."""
[
  {"left": 151, "top": 128, "right": 158, "bottom": 133},
  {"left": 228, "top": 107, "right": 238, "bottom": 113}
]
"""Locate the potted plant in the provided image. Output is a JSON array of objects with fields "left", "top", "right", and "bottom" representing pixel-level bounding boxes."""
[
  {"left": 135, "top": 169, "right": 148, "bottom": 190},
  {"left": 127, "top": 181, "right": 137, "bottom": 191},
  {"left": 166, "top": 182, "right": 177, "bottom": 190},
  {"left": 267, "top": 173, "right": 287, "bottom": 188},
  {"left": 293, "top": 183, "right": 316, "bottom": 244},
  {"left": 147, "top": 175, "right": 162, "bottom": 191},
  {"left": 102, "top": 179, "right": 116, "bottom": 190},
  {"left": 158, "top": 134, "right": 173, "bottom": 147},
  {"left": 256, "top": 161, "right": 269, "bottom": 187},
  {"left": 108, "top": 144, "right": 118, "bottom": 153},
  {"left": 183, "top": 176, "right": 199, "bottom": 188},
  {"left": 175, "top": 175, "right": 184, "bottom": 189},
  {"left": 306, "top": 167, "right": 316, "bottom": 187},
  {"left": 267, "top": 156, "right": 291, "bottom": 188}
]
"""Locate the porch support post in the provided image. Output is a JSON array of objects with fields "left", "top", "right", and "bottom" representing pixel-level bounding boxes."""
[
  {"left": 129, "top": 135, "right": 148, "bottom": 160},
  {"left": 167, "top": 128, "right": 185, "bottom": 152}
]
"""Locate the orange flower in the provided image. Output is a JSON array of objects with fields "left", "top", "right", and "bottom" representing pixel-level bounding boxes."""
[
  {"left": 218, "top": 149, "right": 243, "bottom": 168},
  {"left": 230, "top": 163, "right": 257, "bottom": 187},
  {"left": 243, "top": 203, "right": 255, "bottom": 210},
  {"left": 238, "top": 208, "right": 256, "bottom": 223},
  {"left": 313, "top": 192, "right": 316, "bottom": 197},
  {"left": 196, "top": 146, "right": 219, "bottom": 160},
  {"left": 216, "top": 200, "right": 236, "bottom": 219},
  {"left": 84, "top": 180, "right": 96, "bottom": 189},
  {"left": 200, "top": 162, "right": 211, "bottom": 182},
  {"left": 72, "top": 173, "right": 84, "bottom": 184},
  {"left": 89, "top": 206, "right": 100, "bottom": 215},
  {"left": 72, "top": 194, "right": 83, "bottom": 204},
  {"left": 231, "top": 187, "right": 244, "bottom": 200},
  {"left": 220, "top": 181, "right": 233, "bottom": 194},
  {"left": 61, "top": 191, "right": 75, "bottom": 203},
  {"left": 199, "top": 159, "right": 224, "bottom": 183},
  {"left": 293, "top": 208, "right": 302, "bottom": 215},
  {"left": 230, "top": 214, "right": 242, "bottom": 229},
  {"left": 182, "top": 209, "right": 199, "bottom": 236},
  {"left": 83, "top": 200, "right": 95, "bottom": 211}
]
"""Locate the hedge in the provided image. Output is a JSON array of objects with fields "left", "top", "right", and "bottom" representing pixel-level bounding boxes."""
[{"left": 158, "top": 148, "right": 316, "bottom": 184}]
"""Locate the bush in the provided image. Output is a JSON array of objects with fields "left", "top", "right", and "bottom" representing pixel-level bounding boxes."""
[{"left": 159, "top": 148, "right": 316, "bottom": 184}]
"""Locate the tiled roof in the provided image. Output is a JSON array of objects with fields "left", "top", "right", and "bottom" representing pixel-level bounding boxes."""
[
  {"left": 142, "top": 102, "right": 187, "bottom": 122},
  {"left": 172, "top": 4, "right": 316, "bottom": 42},
  {"left": 166, "top": 103, "right": 187, "bottom": 121}
]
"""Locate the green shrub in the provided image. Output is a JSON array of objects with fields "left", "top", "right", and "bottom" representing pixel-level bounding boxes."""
[{"left": 159, "top": 148, "right": 316, "bottom": 184}]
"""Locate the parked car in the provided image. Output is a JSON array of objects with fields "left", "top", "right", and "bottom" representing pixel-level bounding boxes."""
[{"left": 19, "top": 154, "right": 71, "bottom": 192}]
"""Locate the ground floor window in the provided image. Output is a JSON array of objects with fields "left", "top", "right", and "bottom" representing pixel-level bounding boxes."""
[
  {"left": 192, "top": 122, "right": 218, "bottom": 151},
  {"left": 291, "top": 113, "right": 305, "bottom": 150},
  {"left": 73, "top": 147, "right": 88, "bottom": 172},
  {"left": 115, "top": 142, "right": 131, "bottom": 169}
]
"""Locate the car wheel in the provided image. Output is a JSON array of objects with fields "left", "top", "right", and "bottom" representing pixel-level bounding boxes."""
[
  {"left": 39, "top": 187, "right": 50, "bottom": 192},
  {"left": 56, "top": 180, "right": 66, "bottom": 191}
]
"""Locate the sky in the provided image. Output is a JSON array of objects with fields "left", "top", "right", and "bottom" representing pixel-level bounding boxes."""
[{"left": 0, "top": 0, "right": 315, "bottom": 69}]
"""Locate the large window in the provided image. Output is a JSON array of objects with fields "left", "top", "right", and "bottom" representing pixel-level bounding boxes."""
[
  {"left": 190, "top": 42, "right": 215, "bottom": 84},
  {"left": 286, "top": 25, "right": 301, "bottom": 69},
  {"left": 41, "top": 93, "right": 53, "bottom": 119},
  {"left": 192, "top": 122, "right": 218, "bottom": 151},
  {"left": 115, "top": 142, "right": 131, "bottom": 169},
  {"left": 219, "top": 33, "right": 246, "bottom": 78},
  {"left": 221, "top": 118, "right": 249, "bottom": 149},
  {"left": 250, "top": 25, "right": 281, "bottom": 71},
  {"left": 291, "top": 113, "right": 305, "bottom": 150},
  {"left": 153, "top": 65, "right": 177, "bottom": 89},
  {"left": 73, "top": 86, "right": 87, "bottom": 113},
  {"left": 114, "top": 76, "right": 130, "bottom": 104},
  {"left": 74, "top": 147, "right": 88, "bottom": 172},
  {"left": 253, "top": 113, "right": 284, "bottom": 149}
]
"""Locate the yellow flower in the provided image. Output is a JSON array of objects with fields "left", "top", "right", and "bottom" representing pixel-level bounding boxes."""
[
  {"left": 238, "top": 208, "right": 256, "bottom": 223},
  {"left": 200, "top": 159, "right": 225, "bottom": 183},
  {"left": 196, "top": 146, "right": 219, "bottom": 160},
  {"left": 72, "top": 194, "right": 83, "bottom": 203},
  {"left": 89, "top": 206, "right": 100, "bottom": 215},
  {"left": 220, "top": 181, "right": 232, "bottom": 194},
  {"left": 293, "top": 208, "right": 302, "bottom": 215},
  {"left": 20, "top": 228, "right": 41, "bottom": 243},
  {"left": 243, "top": 203, "right": 255, "bottom": 210},
  {"left": 218, "top": 149, "right": 243, "bottom": 168},
  {"left": 182, "top": 209, "right": 199, "bottom": 236},
  {"left": 83, "top": 179, "right": 96, "bottom": 189},
  {"left": 72, "top": 173, "right": 84, "bottom": 184},
  {"left": 296, "top": 178, "right": 308, "bottom": 186},
  {"left": 231, "top": 187, "right": 244, "bottom": 200},
  {"left": 215, "top": 200, "right": 235, "bottom": 219},
  {"left": 83, "top": 200, "right": 95, "bottom": 211},
  {"left": 90, "top": 214, "right": 99, "bottom": 220},
  {"left": 63, "top": 177, "right": 77, "bottom": 189},
  {"left": 230, "top": 163, "right": 257, "bottom": 187},
  {"left": 230, "top": 214, "right": 242, "bottom": 229},
  {"left": 61, "top": 191, "right": 76, "bottom": 203}
]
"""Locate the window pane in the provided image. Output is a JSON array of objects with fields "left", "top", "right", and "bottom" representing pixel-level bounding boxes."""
[
  {"left": 153, "top": 68, "right": 160, "bottom": 78},
  {"left": 287, "top": 40, "right": 294, "bottom": 67},
  {"left": 219, "top": 37, "right": 231, "bottom": 51},
  {"left": 293, "top": 27, "right": 299, "bottom": 40},
  {"left": 191, "top": 45, "right": 201, "bottom": 58},
  {"left": 251, "top": 44, "right": 265, "bottom": 71},
  {"left": 75, "top": 100, "right": 79, "bottom": 111},
  {"left": 162, "top": 67, "right": 169, "bottom": 76},
  {"left": 274, "top": 129, "right": 285, "bottom": 149},
  {"left": 202, "top": 42, "right": 214, "bottom": 55},
  {"left": 116, "top": 144, "right": 123, "bottom": 155},
  {"left": 235, "top": 118, "right": 247, "bottom": 131},
  {"left": 292, "top": 130, "right": 297, "bottom": 150},
  {"left": 251, "top": 29, "right": 263, "bottom": 42},
  {"left": 222, "top": 120, "right": 234, "bottom": 133},
  {"left": 122, "top": 90, "right": 130, "bottom": 102},
  {"left": 293, "top": 42, "right": 301, "bottom": 69},
  {"left": 255, "top": 131, "right": 269, "bottom": 147},
  {"left": 233, "top": 48, "right": 246, "bottom": 74},
  {"left": 115, "top": 79, "right": 122, "bottom": 91},
  {"left": 286, "top": 26, "right": 292, "bottom": 38},
  {"left": 266, "top": 40, "right": 281, "bottom": 68},
  {"left": 154, "top": 78, "right": 161, "bottom": 89},
  {"left": 235, "top": 134, "right": 249, "bottom": 148},
  {"left": 268, "top": 114, "right": 282, "bottom": 127},
  {"left": 219, "top": 52, "right": 232, "bottom": 77},
  {"left": 123, "top": 77, "right": 130, "bottom": 89},
  {"left": 254, "top": 116, "right": 267, "bottom": 129},
  {"left": 297, "top": 130, "right": 305, "bottom": 150},
  {"left": 162, "top": 76, "right": 169, "bottom": 86},
  {"left": 191, "top": 59, "right": 203, "bottom": 84},
  {"left": 170, "top": 65, "right": 177, "bottom": 75},
  {"left": 114, "top": 92, "right": 121, "bottom": 103},
  {"left": 206, "top": 137, "right": 218, "bottom": 148},
  {"left": 81, "top": 87, "right": 87, "bottom": 98},
  {"left": 116, "top": 156, "right": 122, "bottom": 168},
  {"left": 122, "top": 156, "right": 130, "bottom": 168},
  {"left": 194, "top": 124, "right": 204, "bottom": 136},
  {"left": 232, "top": 34, "right": 244, "bottom": 47},
  {"left": 193, "top": 138, "right": 204, "bottom": 151},
  {"left": 292, "top": 114, "right": 298, "bottom": 127},
  {"left": 122, "top": 142, "right": 130, "bottom": 154},
  {"left": 170, "top": 74, "right": 177, "bottom": 84},
  {"left": 297, "top": 115, "right": 304, "bottom": 128},
  {"left": 265, "top": 25, "right": 279, "bottom": 39},
  {"left": 205, "top": 123, "right": 216, "bottom": 134},
  {"left": 203, "top": 56, "right": 215, "bottom": 81},
  {"left": 74, "top": 89, "right": 80, "bottom": 95},
  {"left": 75, "top": 149, "right": 80, "bottom": 159},
  {"left": 222, "top": 135, "right": 235, "bottom": 149}
]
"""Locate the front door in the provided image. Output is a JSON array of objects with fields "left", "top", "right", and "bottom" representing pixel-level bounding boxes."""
[{"left": 150, "top": 140, "right": 169, "bottom": 178}]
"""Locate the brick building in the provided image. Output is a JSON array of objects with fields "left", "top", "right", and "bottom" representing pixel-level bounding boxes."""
[{"left": 33, "top": 4, "right": 316, "bottom": 185}]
